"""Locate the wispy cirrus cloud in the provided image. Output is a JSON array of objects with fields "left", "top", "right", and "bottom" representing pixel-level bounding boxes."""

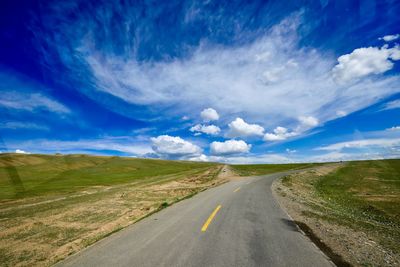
[
  {"left": 1, "top": 136, "right": 152, "bottom": 156},
  {"left": 0, "top": 91, "right": 70, "bottom": 114},
  {"left": 380, "top": 99, "right": 400, "bottom": 111},
  {"left": 0, "top": 72, "right": 70, "bottom": 114},
  {"left": 316, "top": 138, "right": 400, "bottom": 151},
  {"left": 0, "top": 122, "right": 49, "bottom": 131},
  {"left": 37, "top": 8, "right": 400, "bottom": 136}
]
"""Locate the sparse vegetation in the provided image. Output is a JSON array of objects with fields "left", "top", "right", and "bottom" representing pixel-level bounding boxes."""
[
  {"left": 274, "top": 160, "right": 400, "bottom": 266},
  {"left": 314, "top": 160, "right": 400, "bottom": 255}
]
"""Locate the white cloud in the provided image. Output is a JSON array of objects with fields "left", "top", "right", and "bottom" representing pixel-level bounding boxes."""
[
  {"left": 227, "top": 117, "right": 264, "bottom": 137},
  {"left": 190, "top": 124, "right": 221, "bottom": 135},
  {"left": 15, "top": 149, "right": 29, "bottom": 154},
  {"left": 387, "top": 126, "right": 400, "bottom": 131},
  {"left": 0, "top": 91, "right": 70, "bottom": 114},
  {"left": 151, "top": 135, "right": 202, "bottom": 157},
  {"left": 316, "top": 138, "right": 400, "bottom": 151},
  {"left": 264, "top": 126, "right": 297, "bottom": 141},
  {"left": 286, "top": 148, "right": 297, "bottom": 153},
  {"left": 200, "top": 108, "right": 219, "bottom": 122},
  {"left": 381, "top": 99, "right": 400, "bottom": 111},
  {"left": 187, "top": 154, "right": 209, "bottom": 162},
  {"left": 298, "top": 116, "right": 319, "bottom": 127},
  {"left": 332, "top": 45, "right": 400, "bottom": 83},
  {"left": 0, "top": 122, "right": 49, "bottom": 130},
  {"left": 380, "top": 34, "right": 400, "bottom": 42},
  {"left": 336, "top": 110, "right": 347, "bottom": 117},
  {"left": 3, "top": 137, "right": 153, "bottom": 155},
  {"left": 47, "top": 13, "right": 400, "bottom": 137},
  {"left": 210, "top": 140, "right": 251, "bottom": 155}
]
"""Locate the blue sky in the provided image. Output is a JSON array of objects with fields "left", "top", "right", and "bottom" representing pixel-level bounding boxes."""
[{"left": 1, "top": 0, "right": 400, "bottom": 163}]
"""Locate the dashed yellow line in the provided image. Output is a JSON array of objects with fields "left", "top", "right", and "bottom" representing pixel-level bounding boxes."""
[
  {"left": 233, "top": 187, "right": 241, "bottom": 193},
  {"left": 201, "top": 205, "right": 222, "bottom": 232}
]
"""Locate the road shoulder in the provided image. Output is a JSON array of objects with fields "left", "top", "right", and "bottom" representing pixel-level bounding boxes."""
[{"left": 272, "top": 164, "right": 400, "bottom": 267}]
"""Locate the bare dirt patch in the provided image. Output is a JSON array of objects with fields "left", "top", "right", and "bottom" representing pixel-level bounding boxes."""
[
  {"left": 272, "top": 164, "right": 400, "bottom": 267},
  {"left": 218, "top": 165, "right": 242, "bottom": 180}
]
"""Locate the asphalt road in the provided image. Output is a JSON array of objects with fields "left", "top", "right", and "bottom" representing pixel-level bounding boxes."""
[{"left": 57, "top": 172, "right": 334, "bottom": 267}]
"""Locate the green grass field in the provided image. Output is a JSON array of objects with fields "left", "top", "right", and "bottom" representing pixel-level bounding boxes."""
[
  {"left": 0, "top": 153, "right": 223, "bottom": 266},
  {"left": 0, "top": 153, "right": 217, "bottom": 200},
  {"left": 314, "top": 159, "right": 400, "bottom": 253},
  {"left": 231, "top": 162, "right": 321, "bottom": 176}
]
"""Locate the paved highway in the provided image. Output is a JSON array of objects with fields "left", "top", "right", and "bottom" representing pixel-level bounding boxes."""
[{"left": 57, "top": 172, "right": 334, "bottom": 267}]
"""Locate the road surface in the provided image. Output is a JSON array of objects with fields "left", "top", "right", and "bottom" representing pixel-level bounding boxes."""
[{"left": 57, "top": 172, "right": 334, "bottom": 267}]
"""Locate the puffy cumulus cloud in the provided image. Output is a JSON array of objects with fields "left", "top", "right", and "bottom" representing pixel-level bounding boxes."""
[
  {"left": 151, "top": 135, "right": 202, "bottom": 157},
  {"left": 264, "top": 126, "right": 297, "bottom": 141},
  {"left": 15, "top": 149, "right": 29, "bottom": 154},
  {"left": 200, "top": 108, "right": 219, "bottom": 122},
  {"left": 263, "top": 116, "right": 318, "bottom": 142},
  {"left": 190, "top": 124, "right": 220, "bottom": 135},
  {"left": 332, "top": 45, "right": 400, "bottom": 83},
  {"left": 380, "top": 34, "right": 400, "bottom": 42},
  {"left": 227, "top": 118, "right": 264, "bottom": 138},
  {"left": 298, "top": 116, "right": 319, "bottom": 128},
  {"left": 315, "top": 138, "right": 400, "bottom": 151},
  {"left": 210, "top": 140, "right": 251, "bottom": 155}
]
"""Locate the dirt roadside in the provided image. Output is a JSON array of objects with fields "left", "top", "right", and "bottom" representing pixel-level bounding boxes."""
[{"left": 272, "top": 164, "right": 400, "bottom": 267}]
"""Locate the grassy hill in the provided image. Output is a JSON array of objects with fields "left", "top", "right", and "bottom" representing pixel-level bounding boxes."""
[
  {"left": 0, "top": 153, "right": 223, "bottom": 266},
  {"left": 0, "top": 153, "right": 216, "bottom": 200}
]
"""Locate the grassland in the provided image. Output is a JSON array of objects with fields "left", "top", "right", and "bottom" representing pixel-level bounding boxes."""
[
  {"left": 274, "top": 160, "right": 400, "bottom": 266},
  {"left": 231, "top": 162, "right": 321, "bottom": 176},
  {"left": 0, "top": 153, "right": 224, "bottom": 266},
  {"left": 0, "top": 153, "right": 217, "bottom": 200}
]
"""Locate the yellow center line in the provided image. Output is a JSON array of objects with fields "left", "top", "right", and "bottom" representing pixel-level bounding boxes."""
[
  {"left": 201, "top": 205, "right": 222, "bottom": 232},
  {"left": 233, "top": 187, "right": 241, "bottom": 192}
]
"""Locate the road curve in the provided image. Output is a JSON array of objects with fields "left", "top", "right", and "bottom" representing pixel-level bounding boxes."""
[{"left": 57, "top": 172, "right": 334, "bottom": 267}]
